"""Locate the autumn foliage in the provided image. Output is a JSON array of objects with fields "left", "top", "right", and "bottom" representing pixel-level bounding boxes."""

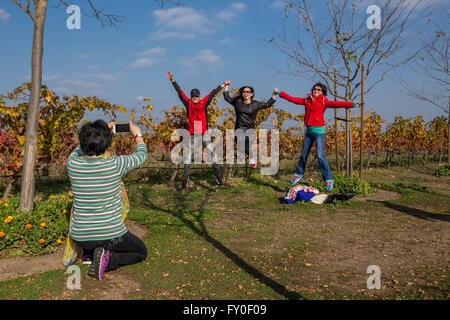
[{"left": 0, "top": 83, "right": 448, "bottom": 199}]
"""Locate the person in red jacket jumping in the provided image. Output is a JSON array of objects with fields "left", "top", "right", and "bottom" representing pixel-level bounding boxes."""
[
  {"left": 167, "top": 71, "right": 229, "bottom": 189},
  {"left": 274, "top": 83, "right": 360, "bottom": 191}
]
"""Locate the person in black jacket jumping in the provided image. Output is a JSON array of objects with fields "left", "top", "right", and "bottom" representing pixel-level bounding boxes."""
[
  {"left": 223, "top": 83, "right": 276, "bottom": 168},
  {"left": 167, "top": 71, "right": 229, "bottom": 189}
]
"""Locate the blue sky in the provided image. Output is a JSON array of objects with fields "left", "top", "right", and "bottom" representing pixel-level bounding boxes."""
[{"left": 0, "top": 0, "right": 448, "bottom": 126}]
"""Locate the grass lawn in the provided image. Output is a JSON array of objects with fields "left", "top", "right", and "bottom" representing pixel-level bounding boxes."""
[{"left": 0, "top": 160, "right": 449, "bottom": 300}]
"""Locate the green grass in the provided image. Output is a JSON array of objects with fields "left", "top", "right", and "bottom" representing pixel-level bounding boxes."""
[{"left": 0, "top": 161, "right": 449, "bottom": 300}]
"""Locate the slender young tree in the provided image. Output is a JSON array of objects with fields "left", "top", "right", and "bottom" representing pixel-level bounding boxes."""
[
  {"left": 266, "top": 0, "right": 428, "bottom": 176},
  {"left": 12, "top": 0, "right": 177, "bottom": 212}
]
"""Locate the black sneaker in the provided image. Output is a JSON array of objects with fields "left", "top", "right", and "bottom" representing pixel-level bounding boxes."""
[
  {"left": 88, "top": 247, "right": 110, "bottom": 280},
  {"left": 214, "top": 173, "right": 223, "bottom": 186},
  {"left": 182, "top": 177, "right": 189, "bottom": 189}
]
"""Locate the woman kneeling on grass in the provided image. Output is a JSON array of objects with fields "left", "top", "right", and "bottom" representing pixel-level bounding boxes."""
[
  {"left": 274, "top": 83, "right": 360, "bottom": 191},
  {"left": 66, "top": 120, "right": 148, "bottom": 280}
]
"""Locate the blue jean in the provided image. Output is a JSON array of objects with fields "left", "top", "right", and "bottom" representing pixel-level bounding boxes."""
[{"left": 295, "top": 132, "right": 333, "bottom": 182}]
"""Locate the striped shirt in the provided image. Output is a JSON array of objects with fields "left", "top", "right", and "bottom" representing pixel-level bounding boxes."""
[{"left": 67, "top": 143, "right": 148, "bottom": 241}]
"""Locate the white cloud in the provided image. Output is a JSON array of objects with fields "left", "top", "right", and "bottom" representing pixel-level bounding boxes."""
[
  {"left": 269, "top": 0, "right": 285, "bottom": 9},
  {"left": 60, "top": 79, "right": 101, "bottom": 88},
  {"left": 215, "top": 2, "right": 247, "bottom": 21},
  {"left": 137, "top": 47, "right": 167, "bottom": 57},
  {"left": 131, "top": 57, "right": 160, "bottom": 68},
  {"left": 0, "top": 9, "right": 10, "bottom": 21},
  {"left": 152, "top": 7, "right": 214, "bottom": 36},
  {"left": 219, "top": 37, "right": 231, "bottom": 44},
  {"left": 179, "top": 50, "right": 223, "bottom": 75},
  {"left": 151, "top": 30, "right": 196, "bottom": 40}
]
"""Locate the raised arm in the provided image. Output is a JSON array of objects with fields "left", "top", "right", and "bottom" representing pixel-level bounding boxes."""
[
  {"left": 167, "top": 71, "right": 190, "bottom": 110},
  {"left": 223, "top": 81, "right": 239, "bottom": 106},
  {"left": 116, "top": 122, "right": 148, "bottom": 176},
  {"left": 257, "top": 93, "right": 276, "bottom": 110},
  {"left": 203, "top": 80, "right": 230, "bottom": 108},
  {"left": 274, "top": 88, "right": 306, "bottom": 105}
]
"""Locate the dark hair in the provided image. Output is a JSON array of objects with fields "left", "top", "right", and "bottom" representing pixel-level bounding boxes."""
[
  {"left": 79, "top": 120, "right": 112, "bottom": 156},
  {"left": 239, "top": 86, "right": 254, "bottom": 101},
  {"left": 311, "top": 82, "right": 327, "bottom": 96}
]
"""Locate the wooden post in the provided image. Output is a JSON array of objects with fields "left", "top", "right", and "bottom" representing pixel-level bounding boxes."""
[
  {"left": 346, "top": 100, "right": 352, "bottom": 177},
  {"left": 359, "top": 64, "right": 365, "bottom": 178},
  {"left": 334, "top": 67, "right": 340, "bottom": 175}
]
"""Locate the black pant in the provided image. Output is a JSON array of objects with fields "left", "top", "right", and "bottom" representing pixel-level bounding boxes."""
[
  {"left": 183, "top": 134, "right": 221, "bottom": 178},
  {"left": 73, "top": 231, "right": 147, "bottom": 271},
  {"left": 235, "top": 135, "right": 255, "bottom": 157}
]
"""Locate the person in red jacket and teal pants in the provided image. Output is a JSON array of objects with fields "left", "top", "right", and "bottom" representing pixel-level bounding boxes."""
[{"left": 274, "top": 83, "right": 360, "bottom": 191}]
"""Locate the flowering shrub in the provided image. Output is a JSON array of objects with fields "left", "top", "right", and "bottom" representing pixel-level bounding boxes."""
[{"left": 0, "top": 193, "right": 72, "bottom": 255}]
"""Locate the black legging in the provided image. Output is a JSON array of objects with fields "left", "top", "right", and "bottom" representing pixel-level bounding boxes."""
[{"left": 73, "top": 231, "right": 147, "bottom": 271}]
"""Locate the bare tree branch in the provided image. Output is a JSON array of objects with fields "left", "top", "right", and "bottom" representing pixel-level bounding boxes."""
[{"left": 12, "top": 0, "right": 35, "bottom": 21}]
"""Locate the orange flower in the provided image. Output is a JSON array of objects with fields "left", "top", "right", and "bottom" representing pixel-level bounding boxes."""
[
  {"left": 3, "top": 203, "right": 8, "bottom": 207},
  {"left": 39, "top": 239, "right": 45, "bottom": 244},
  {"left": 3, "top": 218, "right": 11, "bottom": 224},
  {"left": 60, "top": 195, "right": 66, "bottom": 199},
  {"left": 56, "top": 239, "right": 62, "bottom": 244},
  {"left": 62, "top": 209, "right": 67, "bottom": 214},
  {"left": 0, "top": 232, "right": 5, "bottom": 237},
  {"left": 40, "top": 222, "right": 47, "bottom": 227},
  {"left": 26, "top": 224, "right": 32, "bottom": 229}
]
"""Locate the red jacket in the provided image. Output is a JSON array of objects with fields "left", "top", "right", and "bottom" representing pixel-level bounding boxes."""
[
  {"left": 172, "top": 81, "right": 222, "bottom": 134},
  {"left": 279, "top": 91, "right": 354, "bottom": 127}
]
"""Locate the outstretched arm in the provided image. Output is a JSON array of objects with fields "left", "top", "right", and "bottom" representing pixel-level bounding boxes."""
[
  {"left": 167, "top": 71, "right": 190, "bottom": 109},
  {"left": 324, "top": 96, "right": 360, "bottom": 109},
  {"left": 274, "top": 88, "right": 305, "bottom": 105},
  {"left": 204, "top": 80, "right": 230, "bottom": 107},
  {"left": 257, "top": 91, "right": 276, "bottom": 110}
]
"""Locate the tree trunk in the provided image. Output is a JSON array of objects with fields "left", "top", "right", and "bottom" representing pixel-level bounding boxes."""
[
  {"left": 169, "top": 164, "right": 179, "bottom": 186},
  {"left": 375, "top": 152, "right": 379, "bottom": 170},
  {"left": 2, "top": 177, "right": 17, "bottom": 201},
  {"left": 366, "top": 153, "right": 372, "bottom": 170},
  {"left": 19, "top": 0, "right": 48, "bottom": 213},
  {"left": 448, "top": 105, "right": 450, "bottom": 165},
  {"left": 227, "top": 164, "right": 234, "bottom": 180}
]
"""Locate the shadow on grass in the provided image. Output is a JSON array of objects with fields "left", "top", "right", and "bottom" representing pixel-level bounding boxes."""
[
  {"left": 142, "top": 184, "right": 303, "bottom": 300},
  {"left": 247, "top": 175, "right": 286, "bottom": 193},
  {"left": 372, "top": 200, "right": 450, "bottom": 223}
]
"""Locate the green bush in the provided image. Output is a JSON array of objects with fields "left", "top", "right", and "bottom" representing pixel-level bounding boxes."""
[
  {"left": 435, "top": 164, "right": 450, "bottom": 176},
  {"left": 0, "top": 193, "right": 72, "bottom": 256},
  {"left": 308, "top": 174, "right": 374, "bottom": 196}
]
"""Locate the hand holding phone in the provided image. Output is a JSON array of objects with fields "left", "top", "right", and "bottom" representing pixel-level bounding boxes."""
[{"left": 113, "top": 123, "right": 130, "bottom": 133}]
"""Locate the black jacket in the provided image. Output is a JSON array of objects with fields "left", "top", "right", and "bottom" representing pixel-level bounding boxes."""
[{"left": 224, "top": 91, "right": 275, "bottom": 130}]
